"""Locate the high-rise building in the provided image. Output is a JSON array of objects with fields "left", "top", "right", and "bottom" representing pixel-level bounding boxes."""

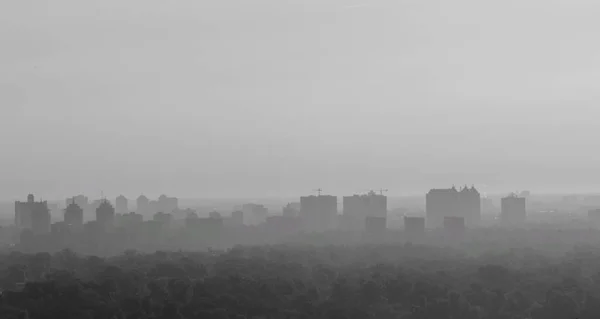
[
  {"left": 500, "top": 194, "right": 527, "bottom": 226},
  {"left": 136, "top": 195, "right": 150, "bottom": 215},
  {"left": 230, "top": 210, "right": 244, "bottom": 226},
  {"left": 115, "top": 195, "right": 128, "bottom": 214},
  {"left": 242, "top": 203, "right": 269, "bottom": 225},
  {"left": 300, "top": 195, "right": 337, "bottom": 232},
  {"left": 404, "top": 216, "right": 425, "bottom": 237},
  {"left": 15, "top": 194, "right": 50, "bottom": 235},
  {"left": 65, "top": 195, "right": 89, "bottom": 211},
  {"left": 96, "top": 200, "right": 115, "bottom": 231},
  {"left": 426, "top": 186, "right": 480, "bottom": 228},
  {"left": 64, "top": 198, "right": 84, "bottom": 229},
  {"left": 157, "top": 195, "right": 178, "bottom": 214},
  {"left": 282, "top": 202, "right": 300, "bottom": 218},
  {"left": 342, "top": 191, "right": 387, "bottom": 231}
]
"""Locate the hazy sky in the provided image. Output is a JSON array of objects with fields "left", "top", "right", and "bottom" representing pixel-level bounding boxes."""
[{"left": 2, "top": 0, "right": 600, "bottom": 200}]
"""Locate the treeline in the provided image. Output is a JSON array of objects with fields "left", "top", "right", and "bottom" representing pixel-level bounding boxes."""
[{"left": 1, "top": 244, "right": 600, "bottom": 318}]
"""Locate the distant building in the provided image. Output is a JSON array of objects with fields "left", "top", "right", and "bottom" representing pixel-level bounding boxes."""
[
  {"left": 342, "top": 191, "right": 387, "bottom": 231},
  {"left": 65, "top": 195, "right": 89, "bottom": 211},
  {"left": 96, "top": 200, "right": 115, "bottom": 231},
  {"left": 426, "top": 186, "right": 480, "bottom": 228},
  {"left": 300, "top": 195, "right": 337, "bottom": 232},
  {"left": 15, "top": 194, "right": 50, "bottom": 235},
  {"left": 158, "top": 195, "right": 178, "bottom": 214},
  {"left": 64, "top": 198, "right": 84, "bottom": 229},
  {"left": 136, "top": 195, "right": 150, "bottom": 215},
  {"left": 500, "top": 194, "right": 527, "bottom": 226},
  {"left": 443, "top": 216, "right": 465, "bottom": 235},
  {"left": 153, "top": 212, "right": 173, "bottom": 227},
  {"left": 282, "top": 202, "right": 300, "bottom": 218},
  {"left": 118, "top": 212, "right": 144, "bottom": 229},
  {"left": 242, "top": 203, "right": 269, "bottom": 225},
  {"left": 230, "top": 210, "right": 244, "bottom": 226},
  {"left": 481, "top": 197, "right": 495, "bottom": 214},
  {"left": 115, "top": 195, "right": 128, "bottom": 214},
  {"left": 404, "top": 216, "right": 425, "bottom": 237}
]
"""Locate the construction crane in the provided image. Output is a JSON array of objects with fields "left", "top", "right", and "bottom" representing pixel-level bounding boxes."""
[{"left": 312, "top": 188, "right": 323, "bottom": 196}]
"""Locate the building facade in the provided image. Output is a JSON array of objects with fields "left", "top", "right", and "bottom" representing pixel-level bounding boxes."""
[
  {"left": 426, "top": 186, "right": 481, "bottom": 228},
  {"left": 300, "top": 195, "right": 337, "bottom": 232},
  {"left": 64, "top": 198, "right": 84, "bottom": 229},
  {"left": 15, "top": 194, "right": 50, "bottom": 235},
  {"left": 342, "top": 191, "right": 387, "bottom": 231},
  {"left": 500, "top": 194, "right": 527, "bottom": 226}
]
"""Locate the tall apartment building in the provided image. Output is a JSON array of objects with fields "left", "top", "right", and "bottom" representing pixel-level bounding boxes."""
[
  {"left": 300, "top": 195, "right": 337, "bottom": 232},
  {"left": 426, "top": 186, "right": 480, "bottom": 228},
  {"left": 342, "top": 191, "right": 387, "bottom": 231},
  {"left": 15, "top": 194, "right": 50, "bottom": 235},
  {"left": 500, "top": 193, "right": 527, "bottom": 226}
]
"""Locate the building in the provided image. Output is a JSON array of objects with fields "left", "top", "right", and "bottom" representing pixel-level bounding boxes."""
[
  {"left": 230, "top": 210, "right": 244, "bottom": 226},
  {"left": 64, "top": 198, "right": 84, "bottom": 229},
  {"left": 500, "top": 194, "right": 527, "bottom": 226},
  {"left": 15, "top": 194, "right": 50, "bottom": 235},
  {"left": 115, "top": 195, "right": 128, "bottom": 214},
  {"left": 96, "top": 200, "right": 115, "bottom": 231},
  {"left": 426, "top": 186, "right": 481, "bottom": 228},
  {"left": 65, "top": 195, "right": 89, "bottom": 211},
  {"left": 300, "top": 195, "right": 337, "bottom": 232},
  {"left": 342, "top": 191, "right": 387, "bottom": 231},
  {"left": 158, "top": 195, "right": 178, "bottom": 214},
  {"left": 282, "top": 202, "right": 300, "bottom": 218},
  {"left": 153, "top": 212, "right": 173, "bottom": 228},
  {"left": 443, "top": 216, "right": 465, "bottom": 235},
  {"left": 118, "top": 212, "right": 144, "bottom": 229},
  {"left": 242, "top": 203, "right": 269, "bottom": 225},
  {"left": 404, "top": 216, "right": 425, "bottom": 237},
  {"left": 136, "top": 195, "right": 150, "bottom": 215}
]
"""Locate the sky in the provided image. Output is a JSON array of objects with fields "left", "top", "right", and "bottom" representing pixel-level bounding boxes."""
[{"left": 1, "top": 0, "right": 600, "bottom": 200}]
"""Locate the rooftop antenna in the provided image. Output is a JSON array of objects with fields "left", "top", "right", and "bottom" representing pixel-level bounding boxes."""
[
  {"left": 313, "top": 188, "right": 323, "bottom": 196},
  {"left": 378, "top": 189, "right": 389, "bottom": 196}
]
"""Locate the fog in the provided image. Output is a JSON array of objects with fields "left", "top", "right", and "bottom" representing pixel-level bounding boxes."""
[
  {"left": 2, "top": 0, "right": 600, "bottom": 199},
  {"left": 3, "top": 2, "right": 600, "bottom": 317}
]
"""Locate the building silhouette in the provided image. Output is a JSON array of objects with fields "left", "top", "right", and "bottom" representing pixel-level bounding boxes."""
[
  {"left": 230, "top": 210, "right": 244, "bottom": 226},
  {"left": 96, "top": 200, "right": 115, "bottom": 231},
  {"left": 65, "top": 195, "right": 89, "bottom": 211},
  {"left": 500, "top": 193, "right": 527, "bottom": 226},
  {"left": 342, "top": 191, "right": 387, "bottom": 231},
  {"left": 64, "top": 197, "right": 84, "bottom": 229},
  {"left": 300, "top": 195, "right": 337, "bottom": 232},
  {"left": 282, "top": 202, "right": 300, "bottom": 218},
  {"left": 136, "top": 195, "right": 150, "bottom": 215},
  {"left": 426, "top": 185, "right": 481, "bottom": 228},
  {"left": 242, "top": 203, "right": 269, "bottom": 225},
  {"left": 115, "top": 195, "right": 128, "bottom": 214},
  {"left": 15, "top": 194, "right": 50, "bottom": 235},
  {"left": 404, "top": 216, "right": 425, "bottom": 237},
  {"left": 158, "top": 195, "right": 178, "bottom": 214}
]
